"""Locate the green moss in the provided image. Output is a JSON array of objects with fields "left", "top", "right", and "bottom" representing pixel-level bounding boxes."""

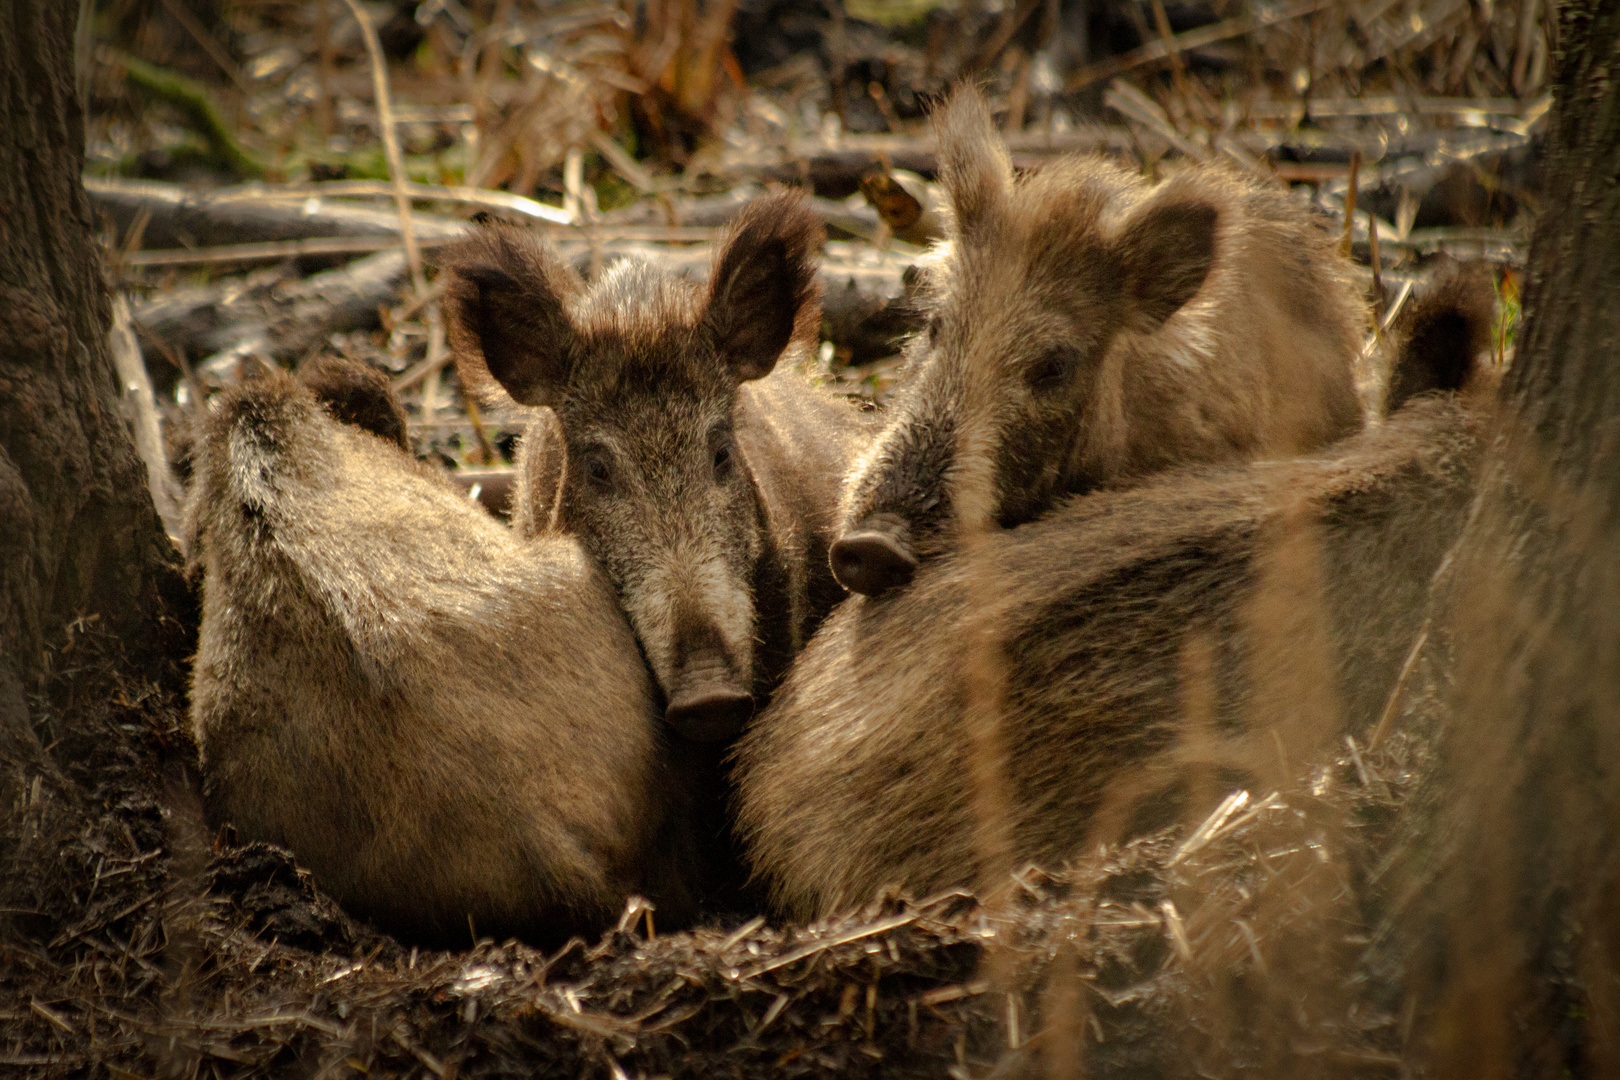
[
  {"left": 115, "top": 51, "right": 266, "bottom": 180},
  {"left": 592, "top": 168, "right": 638, "bottom": 213}
]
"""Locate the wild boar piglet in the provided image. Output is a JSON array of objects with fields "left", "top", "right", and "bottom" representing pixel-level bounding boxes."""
[
  {"left": 832, "top": 84, "right": 1369, "bottom": 596},
  {"left": 740, "top": 270, "right": 1497, "bottom": 919},
  {"left": 443, "top": 191, "right": 876, "bottom": 744},
  {"left": 185, "top": 364, "right": 674, "bottom": 946}
]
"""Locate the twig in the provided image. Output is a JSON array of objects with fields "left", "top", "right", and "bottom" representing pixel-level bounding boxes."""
[
  {"left": 1170, "top": 789, "right": 1249, "bottom": 865},
  {"left": 1513, "top": 0, "right": 1541, "bottom": 95},
  {"left": 222, "top": 179, "right": 572, "bottom": 226},
  {"left": 1066, "top": 0, "right": 1342, "bottom": 91},
  {"left": 316, "top": 0, "right": 334, "bottom": 135},
  {"left": 1367, "top": 623, "right": 1429, "bottom": 751},
  {"left": 586, "top": 128, "right": 665, "bottom": 195},
  {"left": 1104, "top": 80, "right": 1209, "bottom": 162},
  {"left": 737, "top": 912, "right": 917, "bottom": 981},
  {"left": 341, "top": 0, "right": 449, "bottom": 417},
  {"left": 154, "top": 0, "right": 253, "bottom": 96},
  {"left": 1340, "top": 150, "right": 1361, "bottom": 259},
  {"left": 1244, "top": 95, "right": 1539, "bottom": 119},
  {"left": 341, "top": 0, "right": 425, "bottom": 300},
  {"left": 1368, "top": 214, "right": 1384, "bottom": 303},
  {"left": 108, "top": 296, "right": 184, "bottom": 543},
  {"left": 1148, "top": 0, "right": 1193, "bottom": 111},
  {"left": 463, "top": 392, "right": 497, "bottom": 464},
  {"left": 121, "top": 235, "right": 462, "bottom": 267},
  {"left": 965, "top": 0, "right": 1043, "bottom": 75},
  {"left": 1159, "top": 900, "right": 1194, "bottom": 962}
]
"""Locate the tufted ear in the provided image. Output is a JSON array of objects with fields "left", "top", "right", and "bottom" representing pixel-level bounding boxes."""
[
  {"left": 703, "top": 189, "right": 824, "bottom": 382},
  {"left": 931, "top": 83, "right": 1011, "bottom": 243},
  {"left": 1113, "top": 197, "right": 1218, "bottom": 333},
  {"left": 440, "top": 226, "right": 583, "bottom": 408},
  {"left": 511, "top": 408, "right": 567, "bottom": 539},
  {"left": 297, "top": 353, "right": 410, "bottom": 451}
]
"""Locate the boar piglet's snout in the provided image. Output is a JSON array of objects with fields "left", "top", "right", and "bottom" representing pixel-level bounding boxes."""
[
  {"left": 831, "top": 377, "right": 958, "bottom": 595},
  {"left": 830, "top": 514, "right": 917, "bottom": 596},
  {"left": 663, "top": 614, "right": 756, "bottom": 741}
]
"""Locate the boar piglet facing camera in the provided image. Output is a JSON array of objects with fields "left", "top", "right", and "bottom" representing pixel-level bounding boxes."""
[
  {"left": 185, "top": 363, "right": 677, "bottom": 947},
  {"left": 831, "top": 85, "right": 1369, "bottom": 596},
  {"left": 443, "top": 191, "right": 876, "bottom": 745}
]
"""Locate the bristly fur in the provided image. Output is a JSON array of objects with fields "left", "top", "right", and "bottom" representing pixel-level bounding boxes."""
[
  {"left": 834, "top": 83, "right": 1369, "bottom": 592},
  {"left": 296, "top": 353, "right": 411, "bottom": 452},
  {"left": 1385, "top": 261, "right": 1498, "bottom": 413},
  {"left": 183, "top": 366, "right": 698, "bottom": 946},
  {"left": 440, "top": 191, "right": 878, "bottom": 913},
  {"left": 933, "top": 85, "right": 1012, "bottom": 244},
  {"left": 740, "top": 396, "right": 1484, "bottom": 920}
]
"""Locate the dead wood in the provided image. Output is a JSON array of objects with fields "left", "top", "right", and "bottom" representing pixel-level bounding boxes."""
[{"left": 86, "top": 176, "right": 468, "bottom": 252}]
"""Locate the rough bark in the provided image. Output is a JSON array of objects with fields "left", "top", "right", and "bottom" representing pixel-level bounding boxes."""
[
  {"left": 0, "top": 1, "right": 186, "bottom": 693},
  {"left": 1409, "top": 3, "right": 1620, "bottom": 1076}
]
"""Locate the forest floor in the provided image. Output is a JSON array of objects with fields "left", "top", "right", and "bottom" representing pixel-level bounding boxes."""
[
  {"left": 1, "top": 0, "right": 1554, "bottom": 1074},
  {"left": 2, "top": 619, "right": 1450, "bottom": 1076}
]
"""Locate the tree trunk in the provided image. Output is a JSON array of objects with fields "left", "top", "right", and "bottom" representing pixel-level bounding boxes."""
[
  {"left": 0, "top": 2, "right": 186, "bottom": 698},
  {"left": 1415, "top": 3, "right": 1620, "bottom": 1075}
]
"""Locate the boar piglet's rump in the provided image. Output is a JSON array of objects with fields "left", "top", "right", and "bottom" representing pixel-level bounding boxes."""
[
  {"left": 442, "top": 190, "right": 877, "bottom": 744},
  {"left": 831, "top": 84, "right": 1369, "bottom": 596},
  {"left": 184, "top": 365, "right": 674, "bottom": 947}
]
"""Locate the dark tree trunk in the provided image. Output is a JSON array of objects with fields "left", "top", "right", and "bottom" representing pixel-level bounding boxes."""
[
  {"left": 1413, "top": 3, "right": 1620, "bottom": 1076},
  {"left": 0, "top": 2, "right": 186, "bottom": 703}
]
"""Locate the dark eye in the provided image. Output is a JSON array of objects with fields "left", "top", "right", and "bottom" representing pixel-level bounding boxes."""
[
  {"left": 712, "top": 439, "right": 735, "bottom": 480},
  {"left": 581, "top": 447, "right": 613, "bottom": 491},
  {"left": 925, "top": 314, "right": 943, "bottom": 345},
  {"left": 1028, "top": 348, "right": 1075, "bottom": 392}
]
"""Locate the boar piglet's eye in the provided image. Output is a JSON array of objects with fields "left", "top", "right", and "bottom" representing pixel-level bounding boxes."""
[
  {"left": 1027, "top": 347, "right": 1078, "bottom": 392},
  {"left": 712, "top": 437, "right": 735, "bottom": 480},
  {"left": 925, "top": 314, "right": 943, "bottom": 344},
  {"left": 580, "top": 446, "right": 613, "bottom": 491}
]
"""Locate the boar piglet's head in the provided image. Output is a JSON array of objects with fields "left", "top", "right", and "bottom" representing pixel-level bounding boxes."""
[
  {"left": 444, "top": 192, "right": 823, "bottom": 742},
  {"left": 831, "top": 85, "right": 1219, "bottom": 596}
]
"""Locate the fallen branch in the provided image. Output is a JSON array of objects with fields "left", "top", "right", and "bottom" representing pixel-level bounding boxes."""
[
  {"left": 216, "top": 180, "right": 573, "bottom": 226},
  {"left": 108, "top": 295, "right": 184, "bottom": 542},
  {"left": 85, "top": 176, "right": 467, "bottom": 251},
  {"left": 121, "top": 235, "right": 461, "bottom": 267},
  {"left": 134, "top": 250, "right": 412, "bottom": 377}
]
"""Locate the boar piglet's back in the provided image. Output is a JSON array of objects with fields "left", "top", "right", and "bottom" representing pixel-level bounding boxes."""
[
  {"left": 184, "top": 365, "right": 675, "bottom": 946},
  {"left": 831, "top": 83, "right": 1369, "bottom": 595}
]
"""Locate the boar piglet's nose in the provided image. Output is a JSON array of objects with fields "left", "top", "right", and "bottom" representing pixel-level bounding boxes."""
[
  {"left": 665, "top": 688, "right": 755, "bottom": 743},
  {"left": 830, "top": 515, "right": 918, "bottom": 596}
]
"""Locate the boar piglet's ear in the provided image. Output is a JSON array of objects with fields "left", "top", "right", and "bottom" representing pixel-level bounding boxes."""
[
  {"left": 1113, "top": 198, "right": 1218, "bottom": 334},
  {"left": 704, "top": 190, "right": 823, "bottom": 383},
  {"left": 441, "top": 227, "right": 581, "bottom": 408},
  {"left": 932, "top": 83, "right": 1011, "bottom": 242}
]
